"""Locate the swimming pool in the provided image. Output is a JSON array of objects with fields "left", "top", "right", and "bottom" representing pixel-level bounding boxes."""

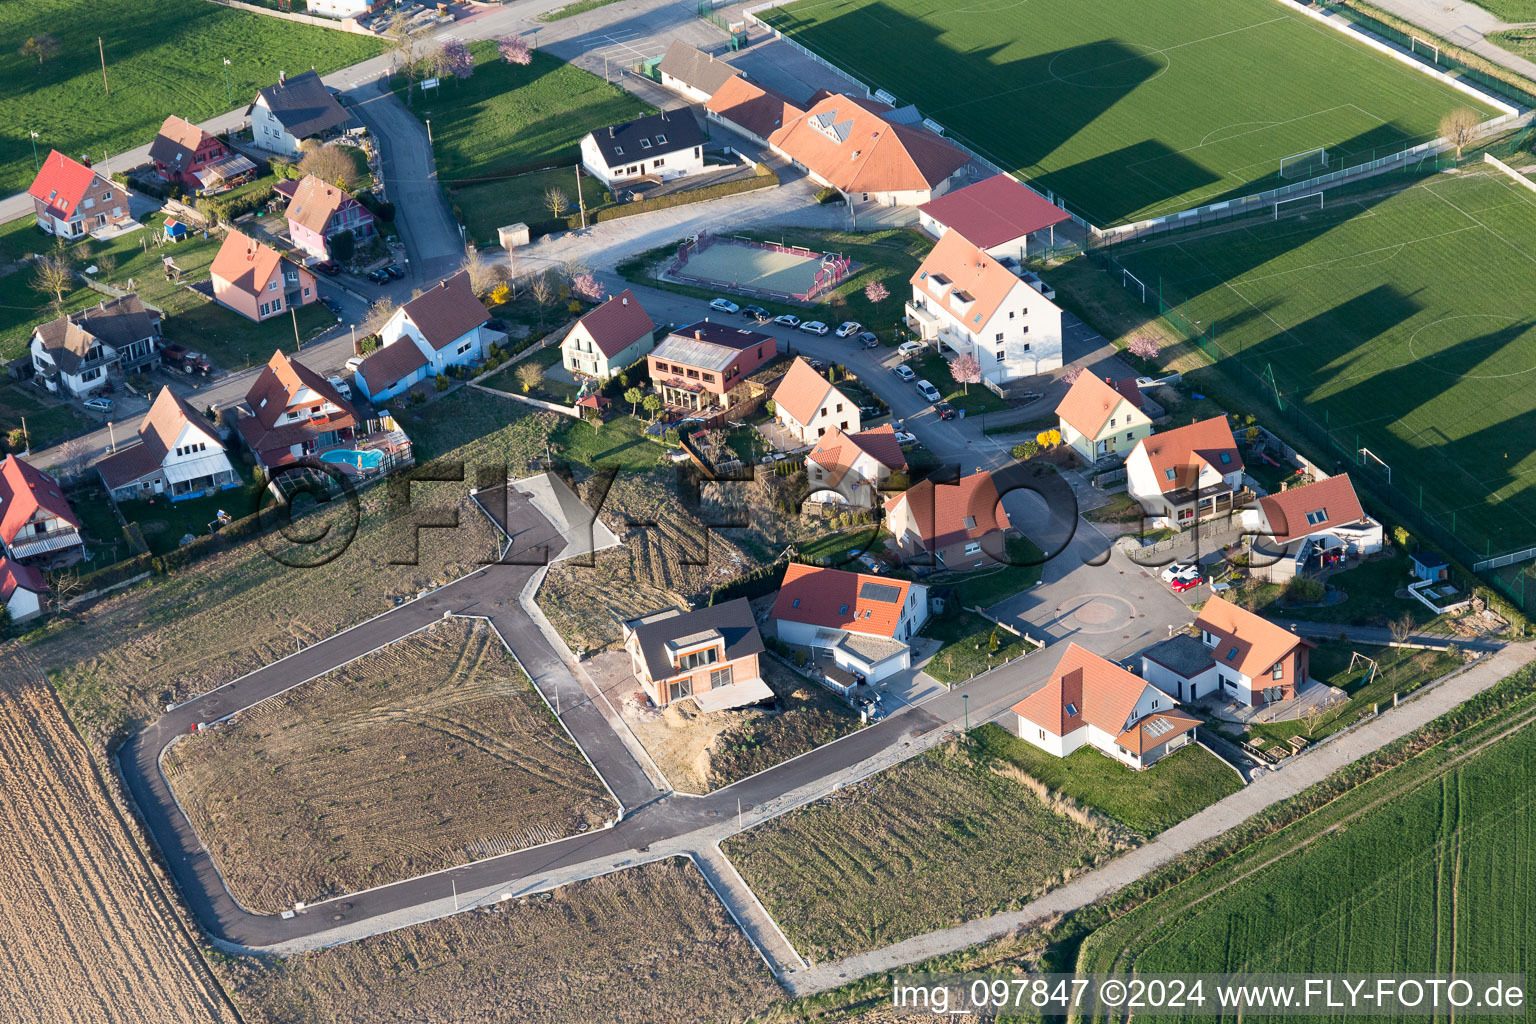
[{"left": 320, "top": 448, "right": 385, "bottom": 470}]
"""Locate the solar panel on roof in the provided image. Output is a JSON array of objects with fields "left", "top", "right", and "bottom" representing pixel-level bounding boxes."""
[{"left": 859, "top": 581, "right": 902, "bottom": 603}]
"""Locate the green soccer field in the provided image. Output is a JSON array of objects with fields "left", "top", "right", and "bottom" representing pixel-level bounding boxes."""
[
  {"left": 758, "top": 0, "right": 1503, "bottom": 225},
  {"left": 1111, "top": 169, "right": 1536, "bottom": 559}
]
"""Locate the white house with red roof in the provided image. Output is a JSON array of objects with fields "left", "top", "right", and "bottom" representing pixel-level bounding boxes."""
[
  {"left": 917, "top": 174, "right": 1070, "bottom": 261},
  {"left": 1011, "top": 643, "right": 1199, "bottom": 770},
  {"left": 884, "top": 467, "right": 1010, "bottom": 570},
  {"left": 771, "top": 563, "right": 928, "bottom": 684},
  {"left": 806, "top": 424, "right": 906, "bottom": 508},
  {"left": 1126, "top": 415, "right": 1245, "bottom": 527},
  {"left": 907, "top": 229, "right": 1063, "bottom": 382},
  {"left": 28, "top": 151, "right": 131, "bottom": 239},
  {"left": 1055, "top": 373, "right": 1154, "bottom": 463},
  {"left": 560, "top": 290, "right": 655, "bottom": 380},
  {"left": 0, "top": 455, "right": 83, "bottom": 568},
  {"left": 0, "top": 556, "right": 46, "bottom": 622},
  {"left": 95, "top": 388, "right": 237, "bottom": 502},
  {"left": 767, "top": 93, "right": 969, "bottom": 208},
  {"left": 772, "top": 357, "right": 860, "bottom": 444},
  {"left": 1242, "top": 473, "right": 1382, "bottom": 581},
  {"left": 355, "top": 273, "right": 492, "bottom": 402},
  {"left": 1161, "top": 594, "right": 1315, "bottom": 708}
]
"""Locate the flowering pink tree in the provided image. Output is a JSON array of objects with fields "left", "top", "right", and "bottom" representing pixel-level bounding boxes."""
[
  {"left": 864, "top": 279, "right": 889, "bottom": 304},
  {"left": 1061, "top": 364, "right": 1084, "bottom": 385},
  {"left": 1127, "top": 333, "right": 1160, "bottom": 362},
  {"left": 570, "top": 272, "right": 604, "bottom": 303},
  {"left": 440, "top": 38, "right": 474, "bottom": 80},
  {"left": 498, "top": 34, "right": 532, "bottom": 66},
  {"left": 948, "top": 352, "right": 981, "bottom": 395}
]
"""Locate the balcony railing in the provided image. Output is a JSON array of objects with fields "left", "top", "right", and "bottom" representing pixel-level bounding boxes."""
[{"left": 8, "top": 526, "right": 83, "bottom": 560}]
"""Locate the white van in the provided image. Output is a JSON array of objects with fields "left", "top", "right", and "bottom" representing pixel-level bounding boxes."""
[{"left": 915, "top": 379, "right": 941, "bottom": 402}]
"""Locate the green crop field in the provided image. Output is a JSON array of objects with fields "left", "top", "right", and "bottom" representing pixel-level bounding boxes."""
[
  {"left": 758, "top": 0, "right": 1502, "bottom": 225},
  {"left": 1110, "top": 169, "right": 1536, "bottom": 559},
  {"left": 1076, "top": 695, "right": 1536, "bottom": 1011},
  {"left": 0, "top": 0, "right": 383, "bottom": 195}
]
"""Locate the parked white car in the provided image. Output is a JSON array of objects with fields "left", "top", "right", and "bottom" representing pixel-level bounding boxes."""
[
  {"left": 709, "top": 298, "right": 740, "bottom": 314},
  {"left": 344, "top": 355, "right": 366, "bottom": 375},
  {"left": 327, "top": 376, "right": 353, "bottom": 401},
  {"left": 773, "top": 314, "right": 801, "bottom": 328},
  {"left": 897, "top": 340, "right": 925, "bottom": 358},
  {"left": 835, "top": 321, "right": 862, "bottom": 337},
  {"left": 799, "top": 321, "right": 830, "bottom": 335},
  {"left": 915, "top": 379, "right": 941, "bottom": 402},
  {"left": 892, "top": 364, "right": 916, "bottom": 382},
  {"left": 1160, "top": 562, "right": 1201, "bottom": 585},
  {"left": 893, "top": 430, "right": 918, "bottom": 446}
]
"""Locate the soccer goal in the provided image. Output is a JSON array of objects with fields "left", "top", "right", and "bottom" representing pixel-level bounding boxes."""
[
  {"left": 1359, "top": 447, "right": 1392, "bottom": 484},
  {"left": 1121, "top": 267, "right": 1146, "bottom": 303},
  {"left": 1275, "top": 191, "right": 1324, "bottom": 219},
  {"left": 1280, "top": 147, "right": 1329, "bottom": 179},
  {"left": 1411, "top": 35, "right": 1440, "bottom": 64}
]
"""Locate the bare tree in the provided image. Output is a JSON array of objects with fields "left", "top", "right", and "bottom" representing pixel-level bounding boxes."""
[
  {"left": 31, "top": 253, "right": 73, "bottom": 312},
  {"left": 1301, "top": 702, "right": 1326, "bottom": 738},
  {"left": 47, "top": 568, "right": 83, "bottom": 608},
  {"left": 297, "top": 142, "right": 360, "bottom": 188},
  {"left": 460, "top": 249, "right": 508, "bottom": 296},
  {"left": 95, "top": 251, "right": 116, "bottom": 282},
  {"left": 58, "top": 438, "right": 90, "bottom": 482},
  {"left": 529, "top": 272, "right": 554, "bottom": 329},
  {"left": 544, "top": 187, "right": 571, "bottom": 219},
  {"left": 360, "top": 297, "right": 399, "bottom": 336},
  {"left": 1440, "top": 108, "right": 1480, "bottom": 157},
  {"left": 19, "top": 34, "right": 59, "bottom": 65},
  {"left": 516, "top": 362, "right": 544, "bottom": 393},
  {"left": 1389, "top": 611, "right": 1416, "bottom": 647}
]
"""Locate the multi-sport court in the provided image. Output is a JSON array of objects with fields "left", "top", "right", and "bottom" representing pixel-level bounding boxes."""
[
  {"left": 1111, "top": 169, "right": 1536, "bottom": 558},
  {"left": 758, "top": 0, "right": 1503, "bottom": 226}
]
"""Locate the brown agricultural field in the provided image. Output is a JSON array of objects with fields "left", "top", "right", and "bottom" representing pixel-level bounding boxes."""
[
  {"left": 162, "top": 618, "right": 613, "bottom": 913},
  {"left": 214, "top": 857, "right": 781, "bottom": 1024},
  {"left": 723, "top": 739, "right": 1122, "bottom": 961},
  {"left": 622, "top": 655, "right": 862, "bottom": 793},
  {"left": 0, "top": 650, "right": 238, "bottom": 1024},
  {"left": 29, "top": 484, "right": 505, "bottom": 753}
]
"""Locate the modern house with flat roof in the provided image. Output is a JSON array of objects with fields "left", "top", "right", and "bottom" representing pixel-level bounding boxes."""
[{"left": 646, "top": 320, "right": 776, "bottom": 412}]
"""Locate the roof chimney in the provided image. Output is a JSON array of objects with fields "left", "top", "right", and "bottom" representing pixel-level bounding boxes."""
[{"left": 694, "top": 330, "right": 703, "bottom": 340}]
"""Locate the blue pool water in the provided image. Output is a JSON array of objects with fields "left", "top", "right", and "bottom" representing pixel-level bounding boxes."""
[{"left": 320, "top": 448, "right": 386, "bottom": 470}]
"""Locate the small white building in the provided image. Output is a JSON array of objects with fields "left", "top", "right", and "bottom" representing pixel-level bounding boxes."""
[
  {"left": 306, "top": 0, "right": 373, "bottom": 18},
  {"left": 1241, "top": 473, "right": 1383, "bottom": 581},
  {"left": 0, "top": 557, "right": 46, "bottom": 623},
  {"left": 906, "top": 229, "right": 1063, "bottom": 383},
  {"left": 580, "top": 111, "right": 707, "bottom": 189},
  {"left": 657, "top": 40, "right": 742, "bottom": 103},
  {"left": 1011, "top": 643, "right": 1199, "bottom": 770},
  {"left": 248, "top": 70, "right": 351, "bottom": 157},
  {"left": 1125, "top": 415, "right": 1245, "bottom": 528},
  {"left": 772, "top": 357, "right": 861, "bottom": 444},
  {"left": 355, "top": 272, "right": 492, "bottom": 402},
  {"left": 916, "top": 173, "right": 1070, "bottom": 263},
  {"left": 770, "top": 564, "right": 928, "bottom": 684}
]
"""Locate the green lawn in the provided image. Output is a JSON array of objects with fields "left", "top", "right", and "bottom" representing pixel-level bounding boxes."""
[
  {"left": 907, "top": 350, "right": 1007, "bottom": 415},
  {"left": 794, "top": 526, "right": 888, "bottom": 567},
  {"left": 397, "top": 42, "right": 650, "bottom": 185},
  {"left": 0, "top": 382, "right": 92, "bottom": 452},
  {"left": 0, "top": 0, "right": 382, "bottom": 195},
  {"left": 1473, "top": 0, "right": 1536, "bottom": 21},
  {"left": 921, "top": 610, "right": 1035, "bottom": 684},
  {"left": 454, "top": 166, "right": 606, "bottom": 246},
  {"left": 759, "top": 0, "right": 1500, "bottom": 225},
  {"left": 1113, "top": 170, "right": 1536, "bottom": 559},
  {"left": 972, "top": 723, "right": 1243, "bottom": 835},
  {"left": 66, "top": 483, "right": 135, "bottom": 566},
  {"left": 538, "top": 0, "right": 625, "bottom": 20},
  {"left": 1233, "top": 554, "right": 1440, "bottom": 630},
  {"left": 481, "top": 347, "right": 578, "bottom": 404},
  {"left": 117, "top": 463, "right": 264, "bottom": 554}
]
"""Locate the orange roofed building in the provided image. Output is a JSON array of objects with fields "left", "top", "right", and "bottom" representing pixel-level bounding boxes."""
[
  {"left": 1010, "top": 643, "right": 1199, "bottom": 770},
  {"left": 770, "top": 564, "right": 928, "bottom": 684},
  {"left": 1241, "top": 473, "right": 1383, "bottom": 581},
  {"left": 767, "top": 93, "right": 969, "bottom": 209},
  {"left": 210, "top": 229, "right": 318, "bottom": 323},
  {"left": 1141, "top": 595, "right": 1314, "bottom": 708},
  {"left": 1055, "top": 372, "right": 1154, "bottom": 464},
  {"left": 883, "top": 467, "right": 1010, "bottom": 570},
  {"left": 1125, "top": 415, "right": 1245, "bottom": 527}
]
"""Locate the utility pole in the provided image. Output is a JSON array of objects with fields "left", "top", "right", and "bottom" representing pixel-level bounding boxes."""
[
  {"left": 107, "top": 421, "right": 116, "bottom": 454},
  {"left": 20, "top": 417, "right": 29, "bottom": 456},
  {"left": 962, "top": 693, "right": 969, "bottom": 734},
  {"left": 291, "top": 304, "right": 301, "bottom": 352},
  {"left": 575, "top": 164, "right": 586, "bottom": 230},
  {"left": 28, "top": 131, "right": 39, "bottom": 172},
  {"left": 223, "top": 58, "right": 233, "bottom": 108},
  {"left": 425, "top": 118, "right": 433, "bottom": 146},
  {"left": 99, "top": 37, "right": 109, "bottom": 96}
]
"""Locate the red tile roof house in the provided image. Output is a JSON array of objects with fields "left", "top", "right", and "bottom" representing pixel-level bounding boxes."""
[
  {"left": 28, "top": 150, "right": 132, "bottom": 239},
  {"left": 1240, "top": 473, "right": 1384, "bottom": 582},
  {"left": 560, "top": 289, "right": 656, "bottom": 381},
  {"left": 767, "top": 93, "right": 970, "bottom": 209},
  {"left": 354, "top": 272, "right": 492, "bottom": 403},
  {"left": 29, "top": 295, "right": 162, "bottom": 398},
  {"left": 706, "top": 76, "right": 804, "bottom": 146},
  {"left": 772, "top": 356, "right": 861, "bottom": 444},
  {"left": 621, "top": 597, "right": 771, "bottom": 710},
  {"left": 210, "top": 229, "right": 318, "bottom": 323},
  {"left": 0, "top": 455, "right": 84, "bottom": 568},
  {"left": 0, "top": 556, "right": 47, "bottom": 623},
  {"left": 907, "top": 228, "right": 1065, "bottom": 383},
  {"left": 235, "top": 350, "right": 359, "bottom": 469},
  {"left": 285, "top": 174, "right": 376, "bottom": 261},
  {"left": 95, "top": 387, "right": 238, "bottom": 502},
  {"left": 646, "top": 320, "right": 777, "bottom": 413},
  {"left": 1125, "top": 415, "right": 1246, "bottom": 528},
  {"left": 1010, "top": 642, "right": 1199, "bottom": 770},
  {"left": 1054, "top": 372, "right": 1154, "bottom": 465},
  {"left": 883, "top": 467, "right": 1011, "bottom": 571},
  {"left": 806, "top": 424, "right": 906, "bottom": 508},
  {"left": 1164, "top": 594, "right": 1316, "bottom": 709},
  {"left": 916, "top": 173, "right": 1070, "bottom": 263},
  {"left": 148, "top": 115, "right": 234, "bottom": 190},
  {"left": 771, "top": 563, "right": 928, "bottom": 685}
]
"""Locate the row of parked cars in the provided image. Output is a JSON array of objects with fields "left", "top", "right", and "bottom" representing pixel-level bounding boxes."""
[{"left": 708, "top": 298, "right": 882, "bottom": 348}]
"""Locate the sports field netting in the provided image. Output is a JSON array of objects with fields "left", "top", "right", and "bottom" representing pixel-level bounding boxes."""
[
  {"left": 680, "top": 239, "right": 826, "bottom": 295},
  {"left": 758, "top": 0, "right": 1503, "bottom": 226},
  {"left": 1110, "top": 169, "right": 1536, "bottom": 559}
]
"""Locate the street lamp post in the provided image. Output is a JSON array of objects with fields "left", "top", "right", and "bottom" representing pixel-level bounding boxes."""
[
  {"left": 222, "top": 58, "right": 232, "bottom": 108},
  {"left": 28, "top": 131, "right": 39, "bottom": 172},
  {"left": 426, "top": 119, "right": 433, "bottom": 145},
  {"left": 962, "top": 693, "right": 969, "bottom": 734}
]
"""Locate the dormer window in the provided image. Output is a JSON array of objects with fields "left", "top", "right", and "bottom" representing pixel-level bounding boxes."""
[
  {"left": 1164, "top": 468, "right": 1177, "bottom": 481},
  {"left": 1305, "top": 509, "right": 1328, "bottom": 525},
  {"left": 614, "top": 146, "right": 623, "bottom": 155},
  {"left": 962, "top": 515, "right": 976, "bottom": 529}
]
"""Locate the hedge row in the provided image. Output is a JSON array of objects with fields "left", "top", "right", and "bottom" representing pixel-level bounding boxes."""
[{"left": 706, "top": 556, "right": 788, "bottom": 606}]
